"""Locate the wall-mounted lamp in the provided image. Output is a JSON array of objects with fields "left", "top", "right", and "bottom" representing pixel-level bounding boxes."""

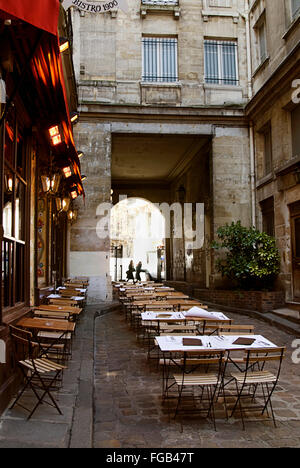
[
  {"left": 67, "top": 209, "right": 78, "bottom": 223},
  {"left": 55, "top": 197, "right": 62, "bottom": 212},
  {"left": 62, "top": 166, "right": 72, "bottom": 179},
  {"left": 55, "top": 196, "right": 71, "bottom": 213},
  {"left": 70, "top": 112, "right": 79, "bottom": 124},
  {"left": 48, "top": 124, "right": 64, "bottom": 147},
  {"left": 41, "top": 173, "right": 61, "bottom": 195},
  {"left": 4, "top": 173, "right": 13, "bottom": 193},
  {"left": 78, "top": 151, "right": 84, "bottom": 159},
  {"left": 81, "top": 174, "right": 87, "bottom": 181},
  {"left": 70, "top": 189, "right": 78, "bottom": 200},
  {"left": 59, "top": 37, "right": 69, "bottom": 53},
  {"left": 62, "top": 197, "right": 71, "bottom": 212}
]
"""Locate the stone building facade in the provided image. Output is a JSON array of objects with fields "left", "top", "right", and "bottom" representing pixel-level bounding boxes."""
[
  {"left": 68, "top": 0, "right": 272, "bottom": 303},
  {"left": 246, "top": 0, "right": 300, "bottom": 302}
]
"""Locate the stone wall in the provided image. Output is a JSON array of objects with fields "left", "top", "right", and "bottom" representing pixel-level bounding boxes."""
[
  {"left": 71, "top": 0, "right": 248, "bottom": 108},
  {"left": 194, "top": 288, "right": 286, "bottom": 313},
  {"left": 71, "top": 121, "right": 112, "bottom": 303}
]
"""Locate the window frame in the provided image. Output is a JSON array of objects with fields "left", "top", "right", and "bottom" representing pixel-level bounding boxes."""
[
  {"left": 253, "top": 12, "right": 268, "bottom": 68},
  {"left": 142, "top": 36, "right": 178, "bottom": 84},
  {"left": 204, "top": 39, "right": 239, "bottom": 86},
  {"left": 260, "top": 197, "right": 275, "bottom": 237},
  {"left": 1, "top": 106, "right": 30, "bottom": 317},
  {"left": 291, "top": 0, "right": 300, "bottom": 19}
]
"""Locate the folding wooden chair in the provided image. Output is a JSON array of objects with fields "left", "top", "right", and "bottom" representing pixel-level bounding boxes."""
[
  {"left": 9, "top": 326, "right": 66, "bottom": 420},
  {"left": 228, "top": 346, "right": 285, "bottom": 429},
  {"left": 218, "top": 324, "right": 255, "bottom": 335},
  {"left": 171, "top": 349, "right": 227, "bottom": 430}
]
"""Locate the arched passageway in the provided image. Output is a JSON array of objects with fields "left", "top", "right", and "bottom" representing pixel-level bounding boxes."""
[{"left": 110, "top": 197, "right": 166, "bottom": 282}]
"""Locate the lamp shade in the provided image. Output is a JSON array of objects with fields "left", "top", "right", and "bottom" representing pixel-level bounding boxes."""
[
  {"left": 41, "top": 175, "right": 51, "bottom": 193},
  {"left": 55, "top": 197, "right": 62, "bottom": 212},
  {"left": 50, "top": 173, "right": 61, "bottom": 193},
  {"left": 4, "top": 173, "right": 13, "bottom": 193},
  {"left": 62, "top": 197, "right": 71, "bottom": 212}
]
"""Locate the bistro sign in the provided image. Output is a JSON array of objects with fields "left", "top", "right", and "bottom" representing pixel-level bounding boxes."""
[{"left": 62, "top": 0, "right": 128, "bottom": 13}]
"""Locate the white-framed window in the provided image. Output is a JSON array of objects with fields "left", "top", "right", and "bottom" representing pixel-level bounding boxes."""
[
  {"left": 141, "top": 0, "right": 178, "bottom": 5},
  {"left": 142, "top": 37, "right": 178, "bottom": 83},
  {"left": 208, "top": 0, "right": 231, "bottom": 7},
  {"left": 291, "top": 0, "right": 300, "bottom": 19},
  {"left": 204, "top": 39, "right": 239, "bottom": 85},
  {"left": 257, "top": 20, "right": 267, "bottom": 63}
]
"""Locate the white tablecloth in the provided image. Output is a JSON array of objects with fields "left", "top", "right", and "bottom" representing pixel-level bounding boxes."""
[
  {"left": 141, "top": 312, "right": 185, "bottom": 321},
  {"left": 156, "top": 335, "right": 277, "bottom": 352}
]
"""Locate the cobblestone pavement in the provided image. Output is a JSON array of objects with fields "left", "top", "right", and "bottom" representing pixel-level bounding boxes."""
[
  {"left": 0, "top": 303, "right": 299, "bottom": 448},
  {"left": 93, "top": 307, "right": 300, "bottom": 449}
]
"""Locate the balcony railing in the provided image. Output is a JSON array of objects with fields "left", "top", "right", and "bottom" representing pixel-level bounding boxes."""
[{"left": 141, "top": 0, "right": 179, "bottom": 5}]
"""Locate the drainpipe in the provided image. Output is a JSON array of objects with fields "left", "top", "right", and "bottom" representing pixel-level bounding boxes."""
[
  {"left": 240, "top": 1, "right": 256, "bottom": 228},
  {"left": 249, "top": 123, "right": 256, "bottom": 228}
]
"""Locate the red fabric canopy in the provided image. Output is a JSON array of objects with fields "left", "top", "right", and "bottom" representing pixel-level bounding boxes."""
[{"left": 0, "top": 0, "right": 60, "bottom": 35}]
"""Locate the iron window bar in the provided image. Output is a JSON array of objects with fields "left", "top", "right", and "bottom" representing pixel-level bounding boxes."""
[
  {"left": 142, "top": 37, "right": 178, "bottom": 83},
  {"left": 204, "top": 40, "right": 239, "bottom": 86},
  {"left": 141, "top": 0, "right": 179, "bottom": 5}
]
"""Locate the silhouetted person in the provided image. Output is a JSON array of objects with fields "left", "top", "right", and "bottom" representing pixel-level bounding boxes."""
[
  {"left": 126, "top": 260, "right": 135, "bottom": 282},
  {"left": 136, "top": 261, "right": 144, "bottom": 282}
]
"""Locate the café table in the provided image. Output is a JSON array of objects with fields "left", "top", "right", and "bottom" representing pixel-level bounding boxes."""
[
  {"left": 35, "top": 304, "right": 83, "bottom": 314},
  {"left": 155, "top": 334, "right": 277, "bottom": 397},
  {"left": 57, "top": 286, "right": 87, "bottom": 294},
  {"left": 17, "top": 317, "right": 75, "bottom": 334},
  {"left": 17, "top": 317, "right": 76, "bottom": 358}
]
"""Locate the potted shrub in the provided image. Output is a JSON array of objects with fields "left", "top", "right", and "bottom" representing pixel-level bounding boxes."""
[{"left": 212, "top": 221, "right": 281, "bottom": 291}]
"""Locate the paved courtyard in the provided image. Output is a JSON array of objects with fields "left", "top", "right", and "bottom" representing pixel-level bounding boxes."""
[
  {"left": 93, "top": 307, "right": 300, "bottom": 449},
  {"left": 0, "top": 303, "right": 299, "bottom": 448}
]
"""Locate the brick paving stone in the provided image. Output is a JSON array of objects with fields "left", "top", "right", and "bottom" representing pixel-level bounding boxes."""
[{"left": 93, "top": 306, "right": 300, "bottom": 448}]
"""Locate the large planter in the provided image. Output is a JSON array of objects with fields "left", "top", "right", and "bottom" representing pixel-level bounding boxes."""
[{"left": 193, "top": 289, "right": 285, "bottom": 313}]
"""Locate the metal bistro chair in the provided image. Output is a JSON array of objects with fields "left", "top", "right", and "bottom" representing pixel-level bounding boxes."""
[
  {"left": 229, "top": 346, "right": 286, "bottom": 429},
  {"left": 172, "top": 347, "right": 227, "bottom": 431},
  {"left": 9, "top": 325, "right": 66, "bottom": 420}
]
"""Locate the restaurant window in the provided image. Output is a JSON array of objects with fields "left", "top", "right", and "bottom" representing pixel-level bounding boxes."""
[
  {"left": 260, "top": 197, "right": 275, "bottom": 237},
  {"left": 204, "top": 39, "right": 239, "bottom": 86},
  {"left": 2, "top": 107, "right": 28, "bottom": 311},
  {"left": 142, "top": 36, "right": 178, "bottom": 83}
]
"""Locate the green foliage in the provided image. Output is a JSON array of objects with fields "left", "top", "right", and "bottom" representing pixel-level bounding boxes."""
[{"left": 212, "top": 221, "right": 280, "bottom": 290}]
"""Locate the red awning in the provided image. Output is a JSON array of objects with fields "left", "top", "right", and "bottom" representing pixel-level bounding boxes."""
[
  {"left": 0, "top": 1, "right": 84, "bottom": 197},
  {"left": 0, "top": 0, "right": 60, "bottom": 36}
]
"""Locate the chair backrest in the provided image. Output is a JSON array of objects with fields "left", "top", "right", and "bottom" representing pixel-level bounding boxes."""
[
  {"left": 60, "top": 290, "right": 83, "bottom": 297},
  {"left": 181, "top": 349, "right": 226, "bottom": 382},
  {"left": 243, "top": 346, "right": 286, "bottom": 380},
  {"left": 49, "top": 299, "right": 78, "bottom": 307},
  {"left": 145, "top": 304, "right": 174, "bottom": 311},
  {"left": 33, "top": 310, "right": 70, "bottom": 320},
  {"left": 218, "top": 324, "right": 255, "bottom": 335},
  {"left": 9, "top": 325, "right": 38, "bottom": 362}
]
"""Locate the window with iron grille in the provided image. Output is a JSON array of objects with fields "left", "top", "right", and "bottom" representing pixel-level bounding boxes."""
[
  {"left": 291, "top": 0, "right": 300, "bottom": 18},
  {"left": 204, "top": 40, "right": 239, "bottom": 86},
  {"left": 142, "top": 37, "right": 178, "bottom": 83},
  {"left": 141, "top": 0, "right": 178, "bottom": 5},
  {"left": 209, "top": 0, "right": 231, "bottom": 7}
]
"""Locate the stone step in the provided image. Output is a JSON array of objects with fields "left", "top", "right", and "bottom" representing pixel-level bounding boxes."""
[
  {"left": 263, "top": 311, "right": 300, "bottom": 337},
  {"left": 272, "top": 307, "right": 300, "bottom": 324},
  {"left": 285, "top": 301, "right": 300, "bottom": 312}
]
